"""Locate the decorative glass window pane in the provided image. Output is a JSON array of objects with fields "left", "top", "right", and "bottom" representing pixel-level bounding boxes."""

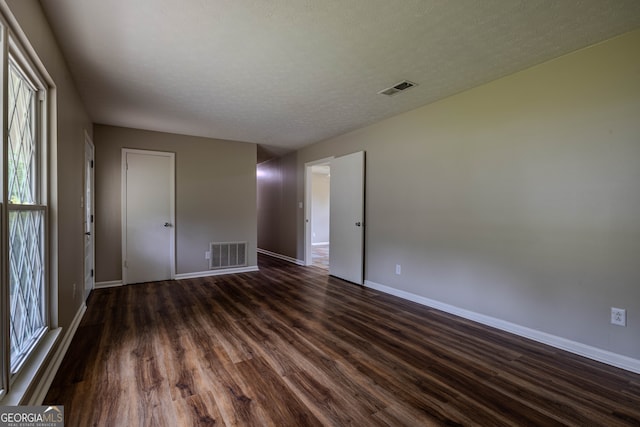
[
  {"left": 8, "top": 61, "right": 37, "bottom": 205},
  {"left": 9, "top": 210, "right": 46, "bottom": 371},
  {"left": 7, "top": 58, "right": 46, "bottom": 373}
]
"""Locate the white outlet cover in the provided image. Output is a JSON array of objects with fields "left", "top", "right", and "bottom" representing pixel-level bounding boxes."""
[{"left": 611, "top": 307, "right": 626, "bottom": 326}]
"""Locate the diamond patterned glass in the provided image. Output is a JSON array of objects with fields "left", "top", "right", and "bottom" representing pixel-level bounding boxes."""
[
  {"left": 8, "top": 61, "right": 37, "bottom": 205},
  {"left": 7, "top": 60, "right": 46, "bottom": 372},
  {"left": 9, "top": 210, "right": 46, "bottom": 371}
]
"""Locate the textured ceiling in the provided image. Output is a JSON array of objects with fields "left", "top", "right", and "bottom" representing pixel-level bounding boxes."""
[{"left": 40, "top": 0, "right": 640, "bottom": 152}]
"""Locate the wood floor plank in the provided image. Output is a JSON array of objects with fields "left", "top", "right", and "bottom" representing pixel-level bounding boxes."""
[
  {"left": 235, "top": 356, "right": 323, "bottom": 426},
  {"left": 44, "top": 254, "right": 640, "bottom": 426},
  {"left": 173, "top": 391, "right": 223, "bottom": 427}
]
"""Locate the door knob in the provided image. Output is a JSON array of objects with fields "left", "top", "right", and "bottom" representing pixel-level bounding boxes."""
[
  {"left": 84, "top": 232, "right": 91, "bottom": 236},
  {"left": 355, "top": 222, "right": 361, "bottom": 227},
  {"left": 164, "top": 222, "right": 172, "bottom": 227}
]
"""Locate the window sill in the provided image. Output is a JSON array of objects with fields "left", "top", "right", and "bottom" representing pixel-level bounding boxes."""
[{"left": 0, "top": 328, "right": 61, "bottom": 405}]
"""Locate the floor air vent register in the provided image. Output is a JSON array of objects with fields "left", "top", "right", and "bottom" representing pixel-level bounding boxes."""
[{"left": 209, "top": 242, "right": 247, "bottom": 269}]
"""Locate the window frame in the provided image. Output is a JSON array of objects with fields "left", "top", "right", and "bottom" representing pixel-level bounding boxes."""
[
  {"left": 6, "top": 47, "right": 49, "bottom": 377},
  {"left": 0, "top": 7, "right": 56, "bottom": 403},
  {"left": 1, "top": 14, "right": 8, "bottom": 401}
]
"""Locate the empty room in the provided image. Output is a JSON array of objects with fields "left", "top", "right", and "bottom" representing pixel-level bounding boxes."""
[{"left": 0, "top": 0, "right": 639, "bottom": 425}]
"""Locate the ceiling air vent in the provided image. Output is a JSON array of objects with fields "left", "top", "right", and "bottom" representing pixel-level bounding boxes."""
[{"left": 378, "top": 80, "right": 417, "bottom": 96}]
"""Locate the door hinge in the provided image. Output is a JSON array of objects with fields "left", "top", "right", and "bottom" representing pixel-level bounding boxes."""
[
  {"left": 91, "top": 214, "right": 94, "bottom": 223},
  {"left": 91, "top": 269, "right": 94, "bottom": 277},
  {"left": 90, "top": 160, "right": 94, "bottom": 168}
]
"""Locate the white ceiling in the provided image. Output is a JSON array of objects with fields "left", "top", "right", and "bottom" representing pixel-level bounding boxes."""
[{"left": 40, "top": 0, "right": 640, "bottom": 154}]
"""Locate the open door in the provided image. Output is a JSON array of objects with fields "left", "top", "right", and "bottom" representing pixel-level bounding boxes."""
[{"left": 329, "top": 151, "right": 365, "bottom": 284}]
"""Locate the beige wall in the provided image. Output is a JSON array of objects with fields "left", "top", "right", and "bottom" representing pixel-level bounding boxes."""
[
  {"left": 257, "top": 152, "right": 299, "bottom": 258},
  {"left": 94, "top": 125, "right": 257, "bottom": 281},
  {"left": 261, "top": 30, "right": 640, "bottom": 359},
  {"left": 5, "top": 0, "right": 93, "bottom": 329}
]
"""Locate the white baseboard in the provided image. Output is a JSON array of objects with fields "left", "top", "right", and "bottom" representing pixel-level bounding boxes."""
[
  {"left": 257, "top": 248, "right": 305, "bottom": 266},
  {"left": 364, "top": 280, "right": 640, "bottom": 374},
  {"left": 175, "top": 265, "right": 259, "bottom": 280},
  {"left": 312, "top": 242, "right": 329, "bottom": 246},
  {"left": 29, "top": 302, "right": 87, "bottom": 404},
  {"left": 95, "top": 280, "right": 122, "bottom": 288}
]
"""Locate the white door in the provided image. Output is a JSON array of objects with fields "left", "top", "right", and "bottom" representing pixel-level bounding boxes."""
[
  {"left": 84, "top": 134, "right": 95, "bottom": 299},
  {"left": 329, "top": 151, "right": 365, "bottom": 284},
  {"left": 122, "top": 149, "right": 175, "bottom": 284}
]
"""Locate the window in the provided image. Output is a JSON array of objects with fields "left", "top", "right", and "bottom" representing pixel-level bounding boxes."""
[
  {"left": 8, "top": 58, "right": 47, "bottom": 373},
  {"left": 0, "top": 13, "right": 53, "bottom": 401}
]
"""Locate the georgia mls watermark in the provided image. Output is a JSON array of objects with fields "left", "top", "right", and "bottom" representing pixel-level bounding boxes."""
[{"left": 0, "top": 406, "right": 63, "bottom": 427}]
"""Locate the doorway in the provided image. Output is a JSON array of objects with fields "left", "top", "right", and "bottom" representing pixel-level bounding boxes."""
[
  {"left": 305, "top": 158, "right": 333, "bottom": 268},
  {"left": 121, "top": 149, "right": 175, "bottom": 284},
  {"left": 304, "top": 151, "right": 365, "bottom": 284},
  {"left": 311, "top": 164, "right": 330, "bottom": 269},
  {"left": 83, "top": 132, "right": 95, "bottom": 300}
]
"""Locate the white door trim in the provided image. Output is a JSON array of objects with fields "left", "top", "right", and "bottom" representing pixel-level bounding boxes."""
[
  {"left": 304, "top": 157, "right": 334, "bottom": 266},
  {"left": 121, "top": 148, "right": 176, "bottom": 285},
  {"left": 83, "top": 131, "right": 95, "bottom": 299}
]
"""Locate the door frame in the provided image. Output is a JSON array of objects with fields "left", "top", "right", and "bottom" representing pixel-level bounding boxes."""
[
  {"left": 304, "top": 157, "right": 333, "bottom": 266},
  {"left": 121, "top": 148, "right": 176, "bottom": 285},
  {"left": 84, "top": 131, "right": 95, "bottom": 300}
]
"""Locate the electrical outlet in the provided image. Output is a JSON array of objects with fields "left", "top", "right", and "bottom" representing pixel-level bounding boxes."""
[
  {"left": 395, "top": 264, "right": 401, "bottom": 275},
  {"left": 205, "top": 250, "right": 211, "bottom": 260},
  {"left": 611, "top": 307, "right": 626, "bottom": 326}
]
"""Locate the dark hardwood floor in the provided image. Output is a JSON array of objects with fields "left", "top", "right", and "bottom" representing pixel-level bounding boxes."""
[{"left": 45, "top": 254, "right": 640, "bottom": 426}]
